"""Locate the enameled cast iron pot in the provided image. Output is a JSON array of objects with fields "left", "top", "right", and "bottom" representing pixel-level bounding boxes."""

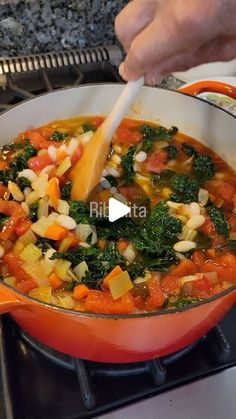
[{"left": 0, "top": 81, "right": 236, "bottom": 363}]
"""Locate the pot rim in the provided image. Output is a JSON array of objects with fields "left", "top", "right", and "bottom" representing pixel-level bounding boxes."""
[{"left": 1, "top": 82, "right": 236, "bottom": 320}]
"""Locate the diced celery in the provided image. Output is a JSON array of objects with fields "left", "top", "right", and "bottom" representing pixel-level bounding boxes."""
[
  {"left": 29, "top": 286, "right": 52, "bottom": 303},
  {"left": 56, "top": 156, "right": 71, "bottom": 177},
  {"left": 31, "top": 216, "right": 54, "bottom": 237},
  {"left": 23, "top": 262, "right": 49, "bottom": 286},
  {"left": 58, "top": 295, "right": 75, "bottom": 309},
  {"left": 74, "top": 261, "right": 89, "bottom": 280},
  {"left": 21, "top": 243, "right": 42, "bottom": 263},
  {"left": 76, "top": 224, "right": 97, "bottom": 244},
  {"left": 32, "top": 173, "right": 49, "bottom": 198},
  {"left": 59, "top": 236, "right": 73, "bottom": 252},
  {"left": 17, "top": 229, "right": 37, "bottom": 246},
  {"left": 109, "top": 271, "right": 134, "bottom": 300},
  {"left": 55, "top": 259, "right": 72, "bottom": 280},
  {"left": 37, "top": 198, "right": 49, "bottom": 219}
]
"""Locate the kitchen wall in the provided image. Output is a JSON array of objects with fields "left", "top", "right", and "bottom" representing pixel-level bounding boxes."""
[{"left": 0, "top": 0, "right": 126, "bottom": 56}]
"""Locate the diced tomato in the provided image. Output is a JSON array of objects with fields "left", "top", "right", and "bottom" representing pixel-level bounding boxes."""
[
  {"left": 133, "top": 295, "right": 146, "bottom": 311},
  {"left": 85, "top": 290, "right": 135, "bottom": 314},
  {"left": 0, "top": 161, "right": 9, "bottom": 170},
  {"left": 28, "top": 153, "right": 53, "bottom": 172},
  {"left": 0, "top": 184, "right": 10, "bottom": 200},
  {"left": 194, "top": 276, "right": 211, "bottom": 292},
  {"left": 170, "top": 259, "right": 197, "bottom": 277},
  {"left": 199, "top": 217, "right": 216, "bottom": 236},
  {"left": 114, "top": 128, "right": 143, "bottom": 145},
  {"left": 206, "top": 180, "right": 236, "bottom": 206},
  {"left": 16, "top": 279, "right": 37, "bottom": 293},
  {"left": 160, "top": 275, "right": 180, "bottom": 294},
  {"left": 146, "top": 276, "right": 165, "bottom": 309},
  {"left": 191, "top": 250, "right": 206, "bottom": 268},
  {"left": 71, "top": 144, "right": 83, "bottom": 165},
  {"left": 145, "top": 150, "right": 168, "bottom": 173},
  {"left": 4, "top": 252, "right": 34, "bottom": 283},
  {"left": 92, "top": 116, "right": 105, "bottom": 128},
  {"left": 38, "top": 126, "right": 54, "bottom": 140},
  {"left": 119, "top": 119, "right": 140, "bottom": 130},
  {"left": 15, "top": 218, "right": 32, "bottom": 236},
  {"left": 25, "top": 130, "right": 61, "bottom": 150},
  {"left": 118, "top": 186, "right": 144, "bottom": 201},
  {"left": 200, "top": 260, "right": 236, "bottom": 283},
  {"left": 0, "top": 200, "right": 26, "bottom": 240}
]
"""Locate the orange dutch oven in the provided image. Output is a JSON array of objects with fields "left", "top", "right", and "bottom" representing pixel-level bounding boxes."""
[{"left": 0, "top": 80, "right": 236, "bottom": 363}]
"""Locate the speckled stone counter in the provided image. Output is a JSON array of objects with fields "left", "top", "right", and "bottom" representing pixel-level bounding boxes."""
[{"left": 0, "top": 0, "right": 126, "bottom": 57}]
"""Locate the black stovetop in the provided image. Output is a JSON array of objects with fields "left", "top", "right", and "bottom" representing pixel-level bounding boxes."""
[{"left": 0, "top": 48, "right": 236, "bottom": 419}]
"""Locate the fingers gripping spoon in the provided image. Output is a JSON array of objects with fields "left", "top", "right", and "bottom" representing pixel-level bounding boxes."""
[{"left": 71, "top": 77, "right": 144, "bottom": 201}]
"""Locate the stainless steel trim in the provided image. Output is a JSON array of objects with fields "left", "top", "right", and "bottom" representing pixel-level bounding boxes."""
[{"left": 0, "top": 45, "right": 122, "bottom": 77}]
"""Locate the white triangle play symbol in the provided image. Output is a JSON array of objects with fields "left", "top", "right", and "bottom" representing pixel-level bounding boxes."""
[{"left": 108, "top": 197, "right": 131, "bottom": 222}]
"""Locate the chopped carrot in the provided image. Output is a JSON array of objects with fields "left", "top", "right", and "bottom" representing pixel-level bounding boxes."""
[
  {"left": 47, "top": 177, "right": 61, "bottom": 209},
  {"left": 74, "top": 303, "right": 86, "bottom": 311},
  {"left": 117, "top": 239, "right": 129, "bottom": 252},
  {"left": 73, "top": 284, "right": 89, "bottom": 300},
  {"left": 38, "top": 126, "right": 53, "bottom": 140},
  {"left": 57, "top": 148, "right": 68, "bottom": 164},
  {"left": 0, "top": 184, "right": 10, "bottom": 200},
  {"left": 98, "top": 239, "right": 107, "bottom": 250},
  {"left": 85, "top": 290, "right": 135, "bottom": 314},
  {"left": 44, "top": 224, "right": 68, "bottom": 241},
  {"left": 160, "top": 275, "right": 180, "bottom": 294},
  {"left": 170, "top": 259, "right": 197, "bottom": 277},
  {"left": 146, "top": 276, "right": 165, "bottom": 310},
  {"left": 103, "top": 265, "right": 123, "bottom": 288},
  {"left": 98, "top": 190, "right": 111, "bottom": 202},
  {"left": 48, "top": 273, "right": 63, "bottom": 289},
  {"left": 207, "top": 248, "right": 216, "bottom": 258},
  {"left": 191, "top": 250, "right": 206, "bottom": 268}
]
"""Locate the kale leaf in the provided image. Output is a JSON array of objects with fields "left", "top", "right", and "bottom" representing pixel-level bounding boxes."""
[
  {"left": 193, "top": 154, "right": 215, "bottom": 183},
  {"left": 17, "top": 176, "right": 31, "bottom": 190},
  {"left": 181, "top": 143, "right": 198, "bottom": 157},
  {"left": 69, "top": 200, "right": 92, "bottom": 224},
  {"left": 35, "top": 238, "right": 54, "bottom": 253},
  {"left": 0, "top": 214, "right": 9, "bottom": 228},
  {"left": 171, "top": 174, "right": 199, "bottom": 203},
  {"left": 207, "top": 203, "right": 229, "bottom": 238},
  {"left": 51, "top": 131, "right": 68, "bottom": 141},
  {"left": 166, "top": 145, "right": 179, "bottom": 160},
  {"left": 28, "top": 201, "right": 39, "bottom": 222},
  {"left": 82, "top": 123, "right": 96, "bottom": 132},
  {"left": 121, "top": 145, "right": 136, "bottom": 185},
  {"left": 61, "top": 181, "right": 72, "bottom": 200},
  {"left": 105, "top": 175, "right": 118, "bottom": 187}
]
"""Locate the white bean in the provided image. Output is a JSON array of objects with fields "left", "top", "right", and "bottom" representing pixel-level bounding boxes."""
[
  {"left": 107, "top": 167, "right": 120, "bottom": 177},
  {"left": 23, "top": 187, "right": 32, "bottom": 198},
  {"left": 18, "top": 169, "right": 37, "bottom": 183},
  {"left": 111, "top": 154, "right": 121, "bottom": 165},
  {"left": 173, "top": 240, "right": 196, "bottom": 253},
  {"left": 21, "top": 202, "right": 29, "bottom": 216},
  {"left": 57, "top": 215, "right": 76, "bottom": 230},
  {"left": 102, "top": 168, "right": 108, "bottom": 177},
  {"left": 114, "top": 145, "right": 122, "bottom": 154},
  {"left": 187, "top": 215, "right": 205, "bottom": 230},
  {"left": 57, "top": 199, "right": 70, "bottom": 215},
  {"left": 67, "top": 138, "right": 79, "bottom": 156},
  {"left": 48, "top": 145, "right": 57, "bottom": 162},
  {"left": 100, "top": 178, "right": 111, "bottom": 189},
  {"left": 110, "top": 187, "right": 118, "bottom": 195},
  {"left": 188, "top": 202, "right": 201, "bottom": 216},
  {"left": 135, "top": 151, "right": 147, "bottom": 163},
  {"left": 8, "top": 181, "right": 24, "bottom": 202}
]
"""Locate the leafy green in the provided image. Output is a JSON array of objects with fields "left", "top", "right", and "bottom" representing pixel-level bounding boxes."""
[
  {"left": 0, "top": 214, "right": 9, "bottom": 228},
  {"left": 141, "top": 137, "right": 153, "bottom": 153},
  {"left": 193, "top": 154, "right": 215, "bottom": 183},
  {"left": 0, "top": 143, "right": 37, "bottom": 186},
  {"left": 121, "top": 145, "right": 136, "bottom": 185},
  {"left": 139, "top": 124, "right": 178, "bottom": 141},
  {"left": 166, "top": 145, "right": 179, "bottom": 160},
  {"left": 24, "top": 143, "right": 37, "bottom": 160},
  {"left": 181, "top": 143, "right": 198, "bottom": 157},
  {"left": 168, "top": 298, "right": 201, "bottom": 309},
  {"left": 82, "top": 123, "right": 96, "bottom": 132},
  {"left": 171, "top": 174, "right": 199, "bottom": 203},
  {"left": 1, "top": 142, "right": 24, "bottom": 152},
  {"left": 69, "top": 200, "right": 92, "bottom": 224},
  {"left": 17, "top": 176, "right": 31, "bottom": 190},
  {"left": 35, "top": 238, "right": 54, "bottom": 253},
  {"left": 28, "top": 201, "right": 39, "bottom": 222},
  {"left": 207, "top": 203, "right": 229, "bottom": 238},
  {"left": 105, "top": 175, "right": 118, "bottom": 187},
  {"left": 51, "top": 131, "right": 68, "bottom": 141},
  {"left": 0, "top": 169, "right": 16, "bottom": 185},
  {"left": 61, "top": 181, "right": 72, "bottom": 200}
]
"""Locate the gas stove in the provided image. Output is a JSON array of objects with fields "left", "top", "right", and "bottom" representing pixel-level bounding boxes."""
[{"left": 0, "top": 46, "right": 236, "bottom": 419}]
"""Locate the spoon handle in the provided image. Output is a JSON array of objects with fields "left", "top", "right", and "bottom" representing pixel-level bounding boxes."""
[{"left": 101, "top": 77, "right": 144, "bottom": 142}]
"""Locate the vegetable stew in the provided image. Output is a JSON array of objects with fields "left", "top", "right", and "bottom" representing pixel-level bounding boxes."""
[{"left": 0, "top": 116, "right": 236, "bottom": 314}]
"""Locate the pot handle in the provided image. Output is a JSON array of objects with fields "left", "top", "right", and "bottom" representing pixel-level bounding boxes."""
[
  {"left": 178, "top": 80, "right": 236, "bottom": 100},
  {"left": 0, "top": 284, "right": 26, "bottom": 314}
]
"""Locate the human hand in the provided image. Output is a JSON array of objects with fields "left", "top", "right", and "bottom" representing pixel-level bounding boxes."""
[{"left": 115, "top": 0, "right": 236, "bottom": 84}]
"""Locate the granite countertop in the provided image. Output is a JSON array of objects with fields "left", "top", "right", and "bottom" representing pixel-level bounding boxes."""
[{"left": 0, "top": 0, "right": 126, "bottom": 57}]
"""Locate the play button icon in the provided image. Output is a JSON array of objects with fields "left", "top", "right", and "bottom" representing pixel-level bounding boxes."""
[{"left": 108, "top": 197, "right": 131, "bottom": 222}]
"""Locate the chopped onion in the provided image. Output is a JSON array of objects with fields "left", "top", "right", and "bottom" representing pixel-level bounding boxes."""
[
  {"left": 180, "top": 273, "right": 203, "bottom": 285},
  {"left": 74, "top": 261, "right": 89, "bottom": 280},
  {"left": 37, "top": 198, "right": 49, "bottom": 219},
  {"left": 58, "top": 295, "right": 75, "bottom": 309},
  {"left": 122, "top": 243, "right": 136, "bottom": 263},
  {"left": 55, "top": 259, "right": 72, "bottom": 280},
  {"left": 201, "top": 271, "right": 218, "bottom": 283},
  {"left": 29, "top": 287, "right": 52, "bottom": 304},
  {"left": 31, "top": 173, "right": 49, "bottom": 198},
  {"left": 76, "top": 224, "right": 97, "bottom": 244},
  {"left": 78, "top": 131, "right": 94, "bottom": 145},
  {"left": 198, "top": 188, "right": 209, "bottom": 206},
  {"left": 23, "top": 262, "right": 49, "bottom": 286}
]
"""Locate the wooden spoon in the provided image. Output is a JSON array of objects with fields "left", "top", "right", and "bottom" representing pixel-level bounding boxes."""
[{"left": 70, "top": 77, "right": 144, "bottom": 201}]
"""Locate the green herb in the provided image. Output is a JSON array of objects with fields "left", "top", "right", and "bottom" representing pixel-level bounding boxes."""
[
  {"left": 171, "top": 174, "right": 199, "bottom": 203},
  {"left": 24, "top": 143, "right": 37, "bottom": 160},
  {"left": 207, "top": 203, "right": 229, "bottom": 238},
  {"left": 61, "top": 181, "right": 72, "bottom": 200},
  {"left": 69, "top": 200, "right": 92, "bottom": 224},
  {"left": 166, "top": 145, "right": 179, "bottom": 160},
  {"left": 0, "top": 143, "right": 37, "bottom": 186},
  {"left": 193, "top": 154, "right": 215, "bottom": 183},
  {"left": 168, "top": 298, "right": 201, "bottom": 309},
  {"left": 121, "top": 145, "right": 136, "bottom": 185},
  {"left": 28, "top": 201, "right": 39, "bottom": 222},
  {"left": 181, "top": 143, "right": 198, "bottom": 157},
  {"left": 35, "top": 238, "right": 54, "bottom": 253},
  {"left": 51, "top": 131, "right": 68, "bottom": 141},
  {"left": 139, "top": 124, "right": 178, "bottom": 141},
  {"left": 0, "top": 214, "right": 9, "bottom": 228},
  {"left": 82, "top": 123, "right": 96, "bottom": 132},
  {"left": 1, "top": 142, "right": 24, "bottom": 152},
  {"left": 17, "top": 176, "right": 31, "bottom": 190},
  {"left": 141, "top": 137, "right": 153, "bottom": 153}
]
